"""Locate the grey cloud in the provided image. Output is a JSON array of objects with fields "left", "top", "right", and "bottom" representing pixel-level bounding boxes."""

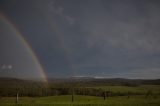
[
  {"left": 82, "top": 16, "right": 160, "bottom": 53},
  {"left": 1, "top": 0, "right": 160, "bottom": 79},
  {"left": 67, "top": 1, "right": 160, "bottom": 79},
  {"left": 79, "top": 1, "right": 160, "bottom": 54},
  {"left": 48, "top": 0, "right": 75, "bottom": 25}
]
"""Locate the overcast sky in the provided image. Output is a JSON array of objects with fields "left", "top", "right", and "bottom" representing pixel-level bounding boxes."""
[{"left": 0, "top": 0, "right": 160, "bottom": 79}]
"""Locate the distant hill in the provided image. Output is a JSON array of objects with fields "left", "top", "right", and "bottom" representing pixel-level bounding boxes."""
[
  {"left": 0, "top": 77, "right": 160, "bottom": 87},
  {"left": 48, "top": 77, "right": 160, "bottom": 86},
  {"left": 0, "top": 77, "right": 159, "bottom": 97},
  {"left": 0, "top": 77, "right": 46, "bottom": 89}
]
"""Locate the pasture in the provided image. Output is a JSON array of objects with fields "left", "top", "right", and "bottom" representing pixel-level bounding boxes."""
[
  {"left": 0, "top": 85, "right": 160, "bottom": 106},
  {"left": 0, "top": 95, "right": 160, "bottom": 106}
]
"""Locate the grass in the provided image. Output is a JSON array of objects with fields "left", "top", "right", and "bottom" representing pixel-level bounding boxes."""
[
  {"left": 0, "top": 95, "right": 160, "bottom": 106},
  {"left": 0, "top": 85, "right": 160, "bottom": 106}
]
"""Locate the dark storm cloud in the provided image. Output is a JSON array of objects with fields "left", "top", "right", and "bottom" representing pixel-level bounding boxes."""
[{"left": 0, "top": 0, "right": 160, "bottom": 79}]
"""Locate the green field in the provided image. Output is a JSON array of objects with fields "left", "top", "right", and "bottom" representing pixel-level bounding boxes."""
[
  {"left": 0, "top": 85, "right": 160, "bottom": 106},
  {"left": 0, "top": 95, "right": 160, "bottom": 106}
]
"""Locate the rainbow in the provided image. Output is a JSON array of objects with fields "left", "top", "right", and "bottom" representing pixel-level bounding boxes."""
[
  {"left": 45, "top": 13, "right": 76, "bottom": 77},
  {"left": 0, "top": 12, "right": 48, "bottom": 84}
]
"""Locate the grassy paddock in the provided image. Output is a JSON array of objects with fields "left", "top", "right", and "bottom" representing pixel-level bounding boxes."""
[
  {"left": 0, "top": 85, "right": 160, "bottom": 106},
  {"left": 0, "top": 95, "right": 160, "bottom": 106}
]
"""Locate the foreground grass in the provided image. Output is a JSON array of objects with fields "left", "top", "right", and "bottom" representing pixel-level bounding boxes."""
[{"left": 0, "top": 95, "right": 160, "bottom": 106}]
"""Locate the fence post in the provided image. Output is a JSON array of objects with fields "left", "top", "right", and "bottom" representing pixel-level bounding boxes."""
[
  {"left": 127, "top": 91, "right": 130, "bottom": 99},
  {"left": 16, "top": 92, "right": 19, "bottom": 103},
  {"left": 72, "top": 87, "right": 74, "bottom": 102},
  {"left": 103, "top": 91, "right": 106, "bottom": 100}
]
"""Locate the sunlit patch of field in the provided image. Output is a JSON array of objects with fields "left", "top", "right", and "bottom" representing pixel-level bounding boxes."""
[{"left": 91, "top": 85, "right": 160, "bottom": 94}]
